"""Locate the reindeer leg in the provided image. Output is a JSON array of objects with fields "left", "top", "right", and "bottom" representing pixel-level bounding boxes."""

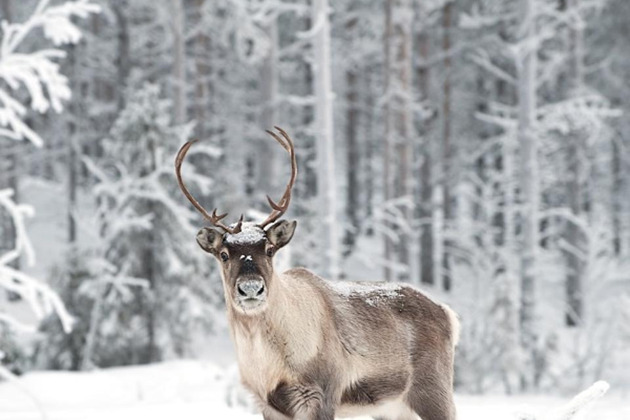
[
  {"left": 405, "top": 375, "right": 456, "bottom": 420},
  {"left": 406, "top": 349, "right": 456, "bottom": 420},
  {"left": 267, "top": 382, "right": 336, "bottom": 420}
]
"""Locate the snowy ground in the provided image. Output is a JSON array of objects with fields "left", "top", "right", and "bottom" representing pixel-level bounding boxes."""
[{"left": 0, "top": 359, "right": 626, "bottom": 420}]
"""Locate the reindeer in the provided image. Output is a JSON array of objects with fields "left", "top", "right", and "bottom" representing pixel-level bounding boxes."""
[{"left": 175, "top": 127, "right": 460, "bottom": 420}]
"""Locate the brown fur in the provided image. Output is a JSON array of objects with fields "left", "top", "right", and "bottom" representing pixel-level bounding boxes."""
[{"left": 198, "top": 224, "right": 459, "bottom": 420}]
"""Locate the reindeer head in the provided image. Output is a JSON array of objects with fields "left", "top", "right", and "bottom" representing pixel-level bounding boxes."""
[{"left": 175, "top": 127, "right": 297, "bottom": 314}]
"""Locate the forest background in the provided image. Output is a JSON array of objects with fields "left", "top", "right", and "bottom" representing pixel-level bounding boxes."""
[{"left": 0, "top": 0, "right": 629, "bottom": 416}]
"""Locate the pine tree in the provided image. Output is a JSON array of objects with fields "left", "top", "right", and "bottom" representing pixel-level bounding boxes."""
[{"left": 38, "top": 84, "right": 221, "bottom": 368}]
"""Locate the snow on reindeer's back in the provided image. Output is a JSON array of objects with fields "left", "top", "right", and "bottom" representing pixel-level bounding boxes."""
[
  {"left": 327, "top": 280, "right": 402, "bottom": 307},
  {"left": 224, "top": 223, "right": 266, "bottom": 245}
]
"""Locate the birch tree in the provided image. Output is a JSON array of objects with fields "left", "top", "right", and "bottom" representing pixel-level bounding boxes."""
[{"left": 312, "top": 0, "right": 339, "bottom": 281}]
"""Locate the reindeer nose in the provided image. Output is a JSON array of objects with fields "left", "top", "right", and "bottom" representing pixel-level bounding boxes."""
[{"left": 237, "top": 279, "right": 265, "bottom": 299}]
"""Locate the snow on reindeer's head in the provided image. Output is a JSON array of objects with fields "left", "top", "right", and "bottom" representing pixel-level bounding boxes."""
[
  {"left": 174, "top": 127, "right": 298, "bottom": 314},
  {"left": 196, "top": 221, "right": 296, "bottom": 313}
]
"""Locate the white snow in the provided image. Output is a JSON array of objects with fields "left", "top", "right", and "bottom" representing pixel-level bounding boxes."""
[
  {"left": 224, "top": 223, "right": 266, "bottom": 245},
  {"left": 328, "top": 280, "right": 402, "bottom": 306},
  {"left": 328, "top": 280, "right": 402, "bottom": 297},
  {"left": 0, "top": 360, "right": 624, "bottom": 420}
]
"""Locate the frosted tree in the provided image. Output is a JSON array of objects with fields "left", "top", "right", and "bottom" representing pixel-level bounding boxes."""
[
  {"left": 334, "top": 0, "right": 384, "bottom": 265},
  {"left": 456, "top": 0, "right": 621, "bottom": 391},
  {"left": 0, "top": 0, "right": 99, "bottom": 367},
  {"left": 78, "top": 84, "right": 219, "bottom": 366}
]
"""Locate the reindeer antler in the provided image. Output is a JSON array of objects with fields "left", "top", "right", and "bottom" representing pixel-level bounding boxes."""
[
  {"left": 175, "top": 139, "right": 243, "bottom": 234},
  {"left": 258, "top": 126, "right": 297, "bottom": 229},
  {"left": 175, "top": 127, "right": 296, "bottom": 234}
]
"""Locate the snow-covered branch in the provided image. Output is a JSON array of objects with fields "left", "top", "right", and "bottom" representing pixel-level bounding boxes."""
[
  {"left": 0, "top": 0, "right": 100, "bottom": 146},
  {"left": 517, "top": 381, "right": 609, "bottom": 420},
  {"left": 469, "top": 49, "right": 517, "bottom": 85},
  {"left": 0, "top": 189, "right": 74, "bottom": 334}
]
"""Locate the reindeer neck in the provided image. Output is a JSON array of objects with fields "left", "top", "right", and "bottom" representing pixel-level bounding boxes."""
[{"left": 227, "top": 272, "right": 323, "bottom": 366}]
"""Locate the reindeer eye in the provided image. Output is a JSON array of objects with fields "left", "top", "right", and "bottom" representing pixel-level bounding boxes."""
[
  {"left": 266, "top": 247, "right": 274, "bottom": 257},
  {"left": 220, "top": 252, "right": 229, "bottom": 262}
]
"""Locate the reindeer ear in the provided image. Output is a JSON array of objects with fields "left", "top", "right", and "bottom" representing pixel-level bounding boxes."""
[
  {"left": 266, "top": 220, "right": 297, "bottom": 249},
  {"left": 196, "top": 227, "right": 223, "bottom": 254}
]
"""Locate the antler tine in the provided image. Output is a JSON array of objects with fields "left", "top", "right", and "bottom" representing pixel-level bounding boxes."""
[
  {"left": 265, "top": 129, "right": 290, "bottom": 152},
  {"left": 209, "top": 209, "right": 235, "bottom": 233},
  {"left": 274, "top": 126, "right": 293, "bottom": 147},
  {"left": 211, "top": 209, "right": 228, "bottom": 221},
  {"left": 259, "top": 127, "right": 298, "bottom": 229},
  {"left": 266, "top": 195, "right": 285, "bottom": 211},
  {"left": 233, "top": 214, "right": 244, "bottom": 233},
  {"left": 175, "top": 140, "right": 242, "bottom": 234}
]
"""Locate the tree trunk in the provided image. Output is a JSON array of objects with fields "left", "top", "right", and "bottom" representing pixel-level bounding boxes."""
[
  {"left": 300, "top": 15, "right": 317, "bottom": 203},
  {"left": 258, "top": 17, "right": 278, "bottom": 198},
  {"left": 383, "top": 0, "right": 393, "bottom": 282},
  {"left": 171, "top": 0, "right": 187, "bottom": 125},
  {"left": 343, "top": 30, "right": 360, "bottom": 257},
  {"left": 565, "top": 140, "right": 583, "bottom": 327},
  {"left": 363, "top": 71, "right": 375, "bottom": 236},
  {"left": 67, "top": 45, "right": 78, "bottom": 244},
  {"left": 441, "top": 2, "right": 453, "bottom": 291},
  {"left": 312, "top": 0, "right": 339, "bottom": 281},
  {"left": 517, "top": 0, "right": 539, "bottom": 390},
  {"left": 416, "top": 23, "right": 433, "bottom": 286},
  {"left": 612, "top": 139, "right": 622, "bottom": 256},
  {"left": 497, "top": 18, "right": 521, "bottom": 393},
  {"left": 137, "top": 143, "right": 159, "bottom": 364},
  {"left": 384, "top": 0, "right": 412, "bottom": 282},
  {"left": 565, "top": 0, "right": 584, "bottom": 327},
  {"left": 112, "top": 0, "right": 130, "bottom": 112},
  {"left": 194, "top": 0, "right": 210, "bottom": 139}
]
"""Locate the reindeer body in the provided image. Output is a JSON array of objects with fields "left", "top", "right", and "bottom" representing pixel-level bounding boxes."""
[
  {"left": 227, "top": 268, "right": 459, "bottom": 420},
  {"left": 175, "top": 127, "right": 459, "bottom": 420}
]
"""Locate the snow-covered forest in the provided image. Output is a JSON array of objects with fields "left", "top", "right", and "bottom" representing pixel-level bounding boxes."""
[{"left": 0, "top": 0, "right": 628, "bottom": 418}]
